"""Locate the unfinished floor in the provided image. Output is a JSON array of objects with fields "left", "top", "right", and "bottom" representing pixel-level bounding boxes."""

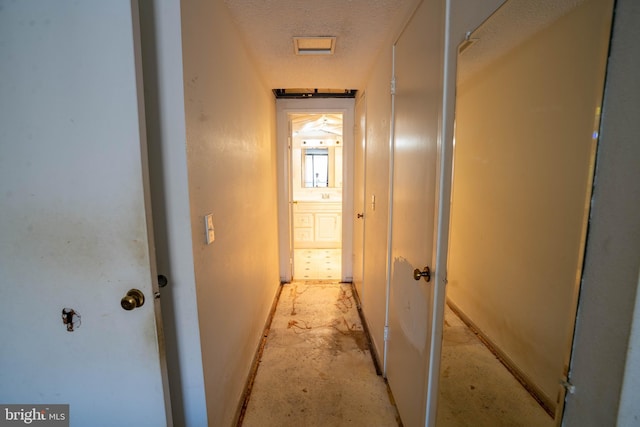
[
  {"left": 240, "top": 282, "right": 554, "bottom": 426},
  {"left": 436, "top": 304, "right": 555, "bottom": 427},
  {"left": 240, "top": 281, "right": 399, "bottom": 426}
]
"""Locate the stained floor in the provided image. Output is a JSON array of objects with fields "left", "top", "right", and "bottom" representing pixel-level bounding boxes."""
[
  {"left": 240, "top": 281, "right": 399, "bottom": 427},
  {"left": 240, "top": 284, "right": 554, "bottom": 427},
  {"left": 436, "top": 304, "right": 555, "bottom": 427}
]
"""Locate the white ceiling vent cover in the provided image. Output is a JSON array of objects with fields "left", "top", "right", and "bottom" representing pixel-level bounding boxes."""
[{"left": 293, "top": 37, "right": 336, "bottom": 55}]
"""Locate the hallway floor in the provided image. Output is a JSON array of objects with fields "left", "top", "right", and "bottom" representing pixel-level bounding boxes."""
[
  {"left": 239, "top": 283, "right": 554, "bottom": 426},
  {"left": 240, "top": 281, "right": 399, "bottom": 427},
  {"left": 436, "top": 304, "right": 555, "bottom": 427}
]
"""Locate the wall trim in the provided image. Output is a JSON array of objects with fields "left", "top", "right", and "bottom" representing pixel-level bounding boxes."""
[
  {"left": 446, "top": 299, "right": 556, "bottom": 418},
  {"left": 234, "top": 282, "right": 284, "bottom": 426}
]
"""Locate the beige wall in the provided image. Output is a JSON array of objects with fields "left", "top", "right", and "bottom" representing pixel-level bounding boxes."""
[
  {"left": 180, "top": 1, "right": 280, "bottom": 425},
  {"left": 447, "top": 0, "right": 613, "bottom": 407}
]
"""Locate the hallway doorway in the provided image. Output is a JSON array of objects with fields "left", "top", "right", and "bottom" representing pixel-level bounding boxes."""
[
  {"left": 277, "top": 98, "right": 355, "bottom": 283},
  {"left": 290, "top": 113, "right": 343, "bottom": 280}
]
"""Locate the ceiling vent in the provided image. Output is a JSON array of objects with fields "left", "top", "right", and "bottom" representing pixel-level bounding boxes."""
[{"left": 293, "top": 37, "right": 336, "bottom": 55}]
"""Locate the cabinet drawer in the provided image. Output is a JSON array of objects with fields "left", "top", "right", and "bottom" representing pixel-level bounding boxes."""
[
  {"left": 294, "top": 213, "right": 313, "bottom": 227},
  {"left": 294, "top": 228, "right": 313, "bottom": 242}
]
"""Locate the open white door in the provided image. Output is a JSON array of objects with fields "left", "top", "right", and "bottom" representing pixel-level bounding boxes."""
[
  {"left": 385, "top": 1, "right": 446, "bottom": 426},
  {"left": 353, "top": 94, "right": 367, "bottom": 296},
  {"left": 0, "top": 2, "right": 170, "bottom": 426}
]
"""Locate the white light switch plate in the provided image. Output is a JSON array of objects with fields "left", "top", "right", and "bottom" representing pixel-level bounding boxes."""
[{"left": 205, "top": 214, "right": 215, "bottom": 244}]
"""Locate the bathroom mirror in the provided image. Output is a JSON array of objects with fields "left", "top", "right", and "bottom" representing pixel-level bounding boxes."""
[
  {"left": 301, "top": 145, "right": 342, "bottom": 188},
  {"left": 302, "top": 147, "right": 328, "bottom": 187},
  {"left": 291, "top": 113, "right": 344, "bottom": 189}
]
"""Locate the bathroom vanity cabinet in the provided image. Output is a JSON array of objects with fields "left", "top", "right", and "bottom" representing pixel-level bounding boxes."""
[{"left": 293, "top": 202, "right": 342, "bottom": 248}]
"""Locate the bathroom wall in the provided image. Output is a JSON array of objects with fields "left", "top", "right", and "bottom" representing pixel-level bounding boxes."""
[
  {"left": 446, "top": 0, "right": 613, "bottom": 408},
  {"left": 180, "top": 0, "right": 280, "bottom": 425}
]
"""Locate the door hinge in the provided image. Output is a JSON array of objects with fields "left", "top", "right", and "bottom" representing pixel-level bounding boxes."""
[
  {"left": 390, "top": 77, "right": 396, "bottom": 95},
  {"left": 560, "top": 380, "right": 575, "bottom": 394},
  {"left": 384, "top": 325, "right": 389, "bottom": 341}
]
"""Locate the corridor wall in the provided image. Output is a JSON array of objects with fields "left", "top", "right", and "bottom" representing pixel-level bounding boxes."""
[
  {"left": 446, "top": 0, "right": 613, "bottom": 410},
  {"left": 180, "top": 1, "right": 281, "bottom": 425}
]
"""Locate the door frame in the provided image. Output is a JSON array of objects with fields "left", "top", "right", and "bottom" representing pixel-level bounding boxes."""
[
  {"left": 276, "top": 98, "right": 355, "bottom": 283},
  {"left": 353, "top": 92, "right": 368, "bottom": 297},
  {"left": 132, "top": 2, "right": 174, "bottom": 420}
]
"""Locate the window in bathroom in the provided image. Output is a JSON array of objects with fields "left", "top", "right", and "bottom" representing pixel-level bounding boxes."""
[{"left": 303, "top": 148, "right": 329, "bottom": 187}]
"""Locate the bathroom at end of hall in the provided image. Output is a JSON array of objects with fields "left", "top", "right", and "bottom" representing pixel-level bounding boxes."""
[{"left": 290, "top": 113, "right": 344, "bottom": 281}]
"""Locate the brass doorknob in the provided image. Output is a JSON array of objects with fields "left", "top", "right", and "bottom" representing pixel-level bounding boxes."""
[
  {"left": 121, "top": 289, "right": 145, "bottom": 311},
  {"left": 413, "top": 266, "right": 431, "bottom": 283}
]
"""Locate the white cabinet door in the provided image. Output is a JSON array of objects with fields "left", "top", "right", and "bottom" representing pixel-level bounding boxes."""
[
  {"left": 315, "top": 213, "right": 342, "bottom": 243},
  {"left": 0, "top": 2, "right": 169, "bottom": 426}
]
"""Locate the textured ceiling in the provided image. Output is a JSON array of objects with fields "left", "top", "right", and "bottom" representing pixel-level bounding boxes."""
[
  {"left": 223, "top": 0, "right": 584, "bottom": 92},
  {"left": 292, "top": 113, "right": 343, "bottom": 137},
  {"left": 223, "top": 0, "right": 420, "bottom": 90}
]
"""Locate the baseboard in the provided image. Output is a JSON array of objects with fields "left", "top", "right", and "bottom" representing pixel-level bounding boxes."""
[
  {"left": 351, "top": 284, "right": 383, "bottom": 376},
  {"left": 234, "top": 282, "right": 284, "bottom": 426},
  {"left": 446, "top": 299, "right": 556, "bottom": 418}
]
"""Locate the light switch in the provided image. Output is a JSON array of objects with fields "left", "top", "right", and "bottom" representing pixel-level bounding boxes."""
[{"left": 205, "top": 214, "right": 215, "bottom": 244}]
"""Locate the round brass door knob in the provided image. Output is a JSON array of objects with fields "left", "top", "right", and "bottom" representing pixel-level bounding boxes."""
[
  {"left": 121, "top": 289, "right": 145, "bottom": 311},
  {"left": 413, "top": 266, "right": 431, "bottom": 282}
]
